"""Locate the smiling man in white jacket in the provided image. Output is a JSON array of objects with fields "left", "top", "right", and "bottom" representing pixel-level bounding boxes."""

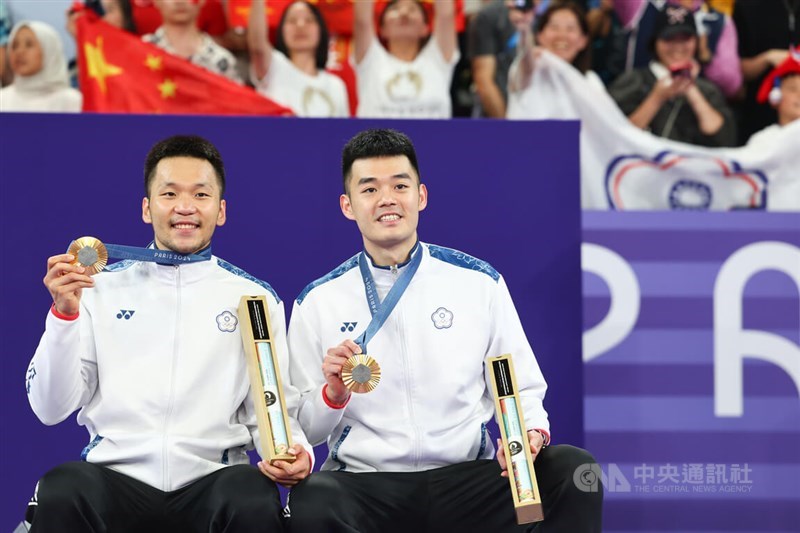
[
  {"left": 286, "top": 128, "right": 602, "bottom": 532},
  {"left": 25, "top": 135, "right": 311, "bottom": 532}
]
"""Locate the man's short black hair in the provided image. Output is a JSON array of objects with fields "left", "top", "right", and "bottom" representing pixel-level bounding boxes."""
[
  {"left": 341, "top": 129, "right": 421, "bottom": 193},
  {"left": 143, "top": 135, "right": 226, "bottom": 197}
]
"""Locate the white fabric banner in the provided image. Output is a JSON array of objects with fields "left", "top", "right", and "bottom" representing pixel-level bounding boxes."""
[{"left": 507, "top": 51, "right": 800, "bottom": 211}]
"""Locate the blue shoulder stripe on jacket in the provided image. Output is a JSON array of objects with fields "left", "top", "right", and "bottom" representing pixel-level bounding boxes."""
[
  {"left": 104, "top": 260, "right": 136, "bottom": 272},
  {"left": 217, "top": 258, "right": 281, "bottom": 303},
  {"left": 296, "top": 254, "right": 360, "bottom": 305},
  {"left": 427, "top": 244, "right": 500, "bottom": 282}
]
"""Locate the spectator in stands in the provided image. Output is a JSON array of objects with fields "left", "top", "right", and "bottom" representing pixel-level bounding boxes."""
[
  {"left": 733, "top": 0, "right": 799, "bottom": 144},
  {"left": 520, "top": 1, "right": 603, "bottom": 85},
  {"left": 0, "top": 21, "right": 82, "bottom": 113},
  {"left": 68, "top": 0, "right": 137, "bottom": 37},
  {"left": 586, "top": 0, "right": 626, "bottom": 86},
  {"left": 507, "top": 2, "right": 607, "bottom": 119},
  {"left": 747, "top": 51, "right": 800, "bottom": 147},
  {"left": 143, "top": 0, "right": 241, "bottom": 83},
  {"left": 468, "top": 0, "right": 543, "bottom": 118},
  {"left": 353, "top": 0, "right": 458, "bottom": 118},
  {"left": 66, "top": 0, "right": 138, "bottom": 87},
  {"left": 614, "top": 0, "right": 742, "bottom": 99},
  {"left": 133, "top": 0, "right": 247, "bottom": 61},
  {"left": 247, "top": 0, "right": 348, "bottom": 117},
  {"left": 0, "top": 0, "right": 13, "bottom": 86},
  {"left": 609, "top": 4, "right": 736, "bottom": 146},
  {"left": 131, "top": 0, "right": 227, "bottom": 40}
]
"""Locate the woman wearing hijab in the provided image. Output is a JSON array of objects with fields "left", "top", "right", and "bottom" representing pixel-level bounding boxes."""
[{"left": 0, "top": 21, "right": 82, "bottom": 112}]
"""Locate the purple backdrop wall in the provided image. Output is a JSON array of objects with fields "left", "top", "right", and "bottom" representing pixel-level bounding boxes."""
[
  {"left": 583, "top": 211, "right": 800, "bottom": 532},
  {"left": 0, "top": 114, "right": 583, "bottom": 527}
]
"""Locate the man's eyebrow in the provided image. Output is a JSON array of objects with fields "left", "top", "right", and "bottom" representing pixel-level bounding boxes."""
[
  {"left": 356, "top": 173, "right": 412, "bottom": 185},
  {"left": 157, "top": 181, "right": 214, "bottom": 189}
]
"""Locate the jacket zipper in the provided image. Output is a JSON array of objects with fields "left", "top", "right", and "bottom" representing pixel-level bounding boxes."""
[
  {"left": 162, "top": 264, "right": 181, "bottom": 490},
  {"left": 386, "top": 264, "right": 420, "bottom": 467},
  {"left": 397, "top": 295, "right": 421, "bottom": 468}
]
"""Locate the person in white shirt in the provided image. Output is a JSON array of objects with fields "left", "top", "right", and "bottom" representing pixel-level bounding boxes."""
[
  {"left": 143, "top": 0, "right": 241, "bottom": 83},
  {"left": 0, "top": 21, "right": 81, "bottom": 112},
  {"left": 247, "top": 0, "right": 348, "bottom": 117},
  {"left": 25, "top": 135, "right": 310, "bottom": 531},
  {"left": 353, "top": 0, "right": 459, "bottom": 118},
  {"left": 507, "top": 2, "right": 606, "bottom": 119},
  {"left": 285, "top": 128, "right": 603, "bottom": 532}
]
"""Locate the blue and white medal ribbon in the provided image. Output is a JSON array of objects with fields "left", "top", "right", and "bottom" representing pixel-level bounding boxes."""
[
  {"left": 68, "top": 236, "right": 211, "bottom": 275},
  {"left": 341, "top": 245, "right": 422, "bottom": 394}
]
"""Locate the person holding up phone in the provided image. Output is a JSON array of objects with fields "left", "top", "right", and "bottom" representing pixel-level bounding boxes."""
[{"left": 608, "top": 3, "right": 736, "bottom": 146}]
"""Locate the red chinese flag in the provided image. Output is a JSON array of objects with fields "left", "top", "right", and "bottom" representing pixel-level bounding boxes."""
[{"left": 76, "top": 13, "right": 293, "bottom": 116}]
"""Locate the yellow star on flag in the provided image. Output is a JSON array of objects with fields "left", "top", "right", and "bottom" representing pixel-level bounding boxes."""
[
  {"left": 84, "top": 36, "right": 123, "bottom": 94},
  {"left": 145, "top": 54, "right": 163, "bottom": 71},
  {"left": 158, "top": 78, "right": 178, "bottom": 99}
]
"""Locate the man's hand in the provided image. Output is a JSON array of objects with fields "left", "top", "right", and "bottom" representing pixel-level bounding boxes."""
[
  {"left": 496, "top": 430, "right": 546, "bottom": 477},
  {"left": 258, "top": 444, "right": 311, "bottom": 487},
  {"left": 44, "top": 253, "right": 94, "bottom": 316},
  {"left": 322, "top": 339, "right": 360, "bottom": 405}
]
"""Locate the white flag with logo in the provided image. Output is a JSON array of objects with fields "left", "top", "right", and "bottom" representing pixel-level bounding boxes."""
[{"left": 507, "top": 50, "right": 800, "bottom": 211}]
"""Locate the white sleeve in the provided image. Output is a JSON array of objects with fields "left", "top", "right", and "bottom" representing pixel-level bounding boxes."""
[
  {"left": 355, "top": 36, "right": 384, "bottom": 71},
  {"left": 287, "top": 298, "right": 347, "bottom": 446},
  {"left": 484, "top": 276, "right": 550, "bottom": 436},
  {"left": 26, "top": 306, "right": 98, "bottom": 425},
  {"left": 251, "top": 49, "right": 290, "bottom": 92},
  {"left": 425, "top": 34, "right": 460, "bottom": 71}
]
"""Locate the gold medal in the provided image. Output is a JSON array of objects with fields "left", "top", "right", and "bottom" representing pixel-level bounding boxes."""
[
  {"left": 342, "top": 354, "right": 381, "bottom": 394},
  {"left": 68, "top": 236, "right": 108, "bottom": 276}
]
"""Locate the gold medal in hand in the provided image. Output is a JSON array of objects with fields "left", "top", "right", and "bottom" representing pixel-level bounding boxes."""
[
  {"left": 68, "top": 236, "right": 108, "bottom": 276},
  {"left": 342, "top": 354, "right": 381, "bottom": 394}
]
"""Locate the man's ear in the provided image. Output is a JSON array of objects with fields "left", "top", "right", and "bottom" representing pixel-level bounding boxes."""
[
  {"left": 418, "top": 183, "right": 428, "bottom": 212},
  {"left": 142, "top": 197, "right": 152, "bottom": 224},
  {"left": 340, "top": 194, "right": 356, "bottom": 221},
  {"left": 216, "top": 199, "right": 227, "bottom": 227}
]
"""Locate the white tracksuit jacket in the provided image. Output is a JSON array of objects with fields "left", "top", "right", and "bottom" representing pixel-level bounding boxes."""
[
  {"left": 288, "top": 242, "right": 549, "bottom": 473},
  {"left": 26, "top": 254, "right": 311, "bottom": 491}
]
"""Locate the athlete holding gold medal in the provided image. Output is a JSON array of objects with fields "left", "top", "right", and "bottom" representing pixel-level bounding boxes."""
[
  {"left": 27, "top": 135, "right": 311, "bottom": 531},
  {"left": 286, "top": 129, "right": 603, "bottom": 532}
]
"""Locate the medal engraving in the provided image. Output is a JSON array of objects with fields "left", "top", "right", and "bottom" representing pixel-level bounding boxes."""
[
  {"left": 342, "top": 354, "right": 381, "bottom": 394},
  {"left": 68, "top": 236, "right": 109, "bottom": 276},
  {"left": 351, "top": 363, "right": 372, "bottom": 384},
  {"left": 77, "top": 247, "right": 99, "bottom": 267}
]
